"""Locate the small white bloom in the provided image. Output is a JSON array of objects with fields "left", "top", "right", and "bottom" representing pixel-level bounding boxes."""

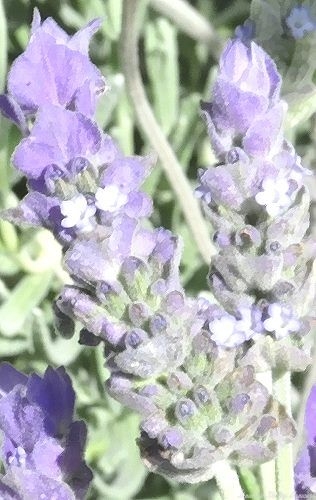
[
  {"left": 255, "top": 177, "right": 292, "bottom": 217},
  {"left": 95, "top": 185, "right": 128, "bottom": 212},
  {"left": 286, "top": 5, "right": 316, "bottom": 39},
  {"left": 60, "top": 194, "right": 96, "bottom": 232},
  {"left": 209, "top": 309, "right": 253, "bottom": 348},
  {"left": 263, "top": 303, "right": 300, "bottom": 339}
]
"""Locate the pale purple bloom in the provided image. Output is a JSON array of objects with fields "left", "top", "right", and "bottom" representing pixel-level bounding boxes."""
[
  {"left": 60, "top": 194, "right": 96, "bottom": 232},
  {"left": 0, "top": 363, "right": 92, "bottom": 499},
  {"left": 263, "top": 303, "right": 301, "bottom": 339},
  {"left": 255, "top": 177, "right": 293, "bottom": 216},
  {"left": 201, "top": 38, "right": 282, "bottom": 158},
  {"left": 95, "top": 185, "right": 128, "bottom": 212},
  {"left": 5, "top": 10, "right": 105, "bottom": 118},
  {"left": 286, "top": 5, "right": 316, "bottom": 39},
  {"left": 207, "top": 305, "right": 256, "bottom": 347}
]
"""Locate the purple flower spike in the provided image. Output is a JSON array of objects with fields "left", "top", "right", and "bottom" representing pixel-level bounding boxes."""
[
  {"left": 202, "top": 38, "right": 282, "bottom": 158},
  {"left": 295, "top": 386, "right": 316, "bottom": 496},
  {"left": 7, "top": 9, "right": 105, "bottom": 118},
  {"left": 0, "top": 363, "right": 92, "bottom": 499}
]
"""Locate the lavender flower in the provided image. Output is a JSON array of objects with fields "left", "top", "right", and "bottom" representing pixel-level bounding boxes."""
[
  {"left": 3, "top": 105, "right": 152, "bottom": 246},
  {"left": 0, "top": 363, "right": 92, "bottom": 499},
  {"left": 295, "top": 385, "right": 316, "bottom": 497},
  {"left": 0, "top": 9, "right": 105, "bottom": 126},
  {"left": 201, "top": 39, "right": 282, "bottom": 159},
  {"left": 197, "top": 36, "right": 314, "bottom": 367},
  {"left": 286, "top": 5, "right": 316, "bottom": 39}
]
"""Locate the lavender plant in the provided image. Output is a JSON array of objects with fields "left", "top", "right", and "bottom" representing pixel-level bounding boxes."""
[
  {"left": 0, "top": 3, "right": 315, "bottom": 499},
  {"left": 0, "top": 362, "right": 92, "bottom": 499}
]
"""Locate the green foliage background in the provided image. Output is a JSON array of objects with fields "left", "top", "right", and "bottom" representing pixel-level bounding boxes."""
[{"left": 0, "top": 0, "right": 314, "bottom": 498}]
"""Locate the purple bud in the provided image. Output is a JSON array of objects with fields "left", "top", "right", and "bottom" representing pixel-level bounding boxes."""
[
  {"left": 124, "top": 329, "right": 147, "bottom": 349},
  {"left": 159, "top": 428, "right": 183, "bottom": 450},
  {"left": 193, "top": 386, "right": 211, "bottom": 407},
  {"left": 68, "top": 156, "right": 91, "bottom": 175},
  {"left": 164, "top": 291, "right": 185, "bottom": 313},
  {"left": 229, "top": 393, "right": 250, "bottom": 413},
  {"left": 149, "top": 314, "right": 168, "bottom": 335},
  {"left": 175, "top": 398, "right": 197, "bottom": 423}
]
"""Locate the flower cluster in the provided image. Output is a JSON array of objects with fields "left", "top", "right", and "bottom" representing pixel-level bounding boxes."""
[
  {"left": 0, "top": 10, "right": 305, "bottom": 487},
  {"left": 198, "top": 38, "right": 314, "bottom": 363},
  {"left": 0, "top": 363, "right": 92, "bottom": 499}
]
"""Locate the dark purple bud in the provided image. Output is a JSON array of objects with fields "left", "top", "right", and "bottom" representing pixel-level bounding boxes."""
[
  {"left": 96, "top": 281, "right": 113, "bottom": 301},
  {"left": 269, "top": 241, "right": 282, "bottom": 253},
  {"left": 226, "top": 147, "right": 240, "bottom": 164},
  {"left": 68, "top": 156, "right": 91, "bottom": 175},
  {"left": 175, "top": 398, "right": 197, "bottom": 423},
  {"left": 159, "top": 428, "right": 183, "bottom": 450},
  {"left": 125, "top": 328, "right": 147, "bottom": 348},
  {"left": 193, "top": 385, "right": 211, "bottom": 406},
  {"left": 229, "top": 393, "right": 250, "bottom": 413},
  {"left": 149, "top": 314, "right": 167, "bottom": 335}
]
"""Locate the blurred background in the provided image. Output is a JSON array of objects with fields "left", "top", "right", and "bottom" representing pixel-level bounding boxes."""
[{"left": 0, "top": 0, "right": 313, "bottom": 498}]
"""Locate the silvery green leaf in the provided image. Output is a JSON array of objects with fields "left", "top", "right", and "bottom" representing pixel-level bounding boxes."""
[
  {"left": 145, "top": 17, "right": 179, "bottom": 135},
  {"left": 0, "top": 271, "right": 52, "bottom": 336}
]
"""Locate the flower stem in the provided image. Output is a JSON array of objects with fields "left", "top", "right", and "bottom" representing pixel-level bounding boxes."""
[
  {"left": 212, "top": 461, "right": 245, "bottom": 500},
  {"left": 273, "top": 370, "right": 295, "bottom": 500},
  {"left": 121, "top": 0, "right": 216, "bottom": 265},
  {"left": 257, "top": 371, "right": 277, "bottom": 500}
]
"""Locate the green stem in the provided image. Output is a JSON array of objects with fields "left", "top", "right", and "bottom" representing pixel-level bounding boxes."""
[
  {"left": 121, "top": 0, "right": 216, "bottom": 265},
  {"left": 273, "top": 370, "right": 295, "bottom": 500},
  {"left": 257, "top": 371, "right": 277, "bottom": 500},
  {"left": 294, "top": 345, "right": 316, "bottom": 458},
  {"left": 212, "top": 461, "right": 245, "bottom": 500}
]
